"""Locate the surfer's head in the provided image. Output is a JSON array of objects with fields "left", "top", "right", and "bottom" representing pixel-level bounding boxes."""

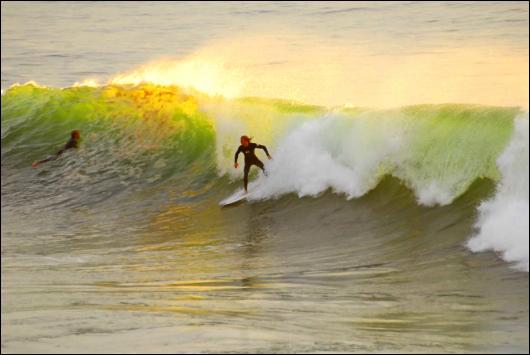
[
  {"left": 240, "top": 135, "right": 251, "bottom": 147},
  {"left": 71, "top": 130, "right": 81, "bottom": 140}
]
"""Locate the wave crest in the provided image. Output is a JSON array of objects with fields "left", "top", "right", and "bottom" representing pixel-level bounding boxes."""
[{"left": 467, "top": 115, "right": 529, "bottom": 271}]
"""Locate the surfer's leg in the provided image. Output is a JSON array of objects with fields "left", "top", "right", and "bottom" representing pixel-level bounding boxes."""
[
  {"left": 243, "top": 164, "right": 250, "bottom": 192},
  {"left": 254, "top": 159, "right": 267, "bottom": 176}
]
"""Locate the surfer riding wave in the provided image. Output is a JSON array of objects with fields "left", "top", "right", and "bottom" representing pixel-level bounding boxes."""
[{"left": 234, "top": 135, "right": 272, "bottom": 193}]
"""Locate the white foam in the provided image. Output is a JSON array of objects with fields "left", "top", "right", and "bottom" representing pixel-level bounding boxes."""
[
  {"left": 234, "top": 109, "right": 504, "bottom": 207},
  {"left": 248, "top": 112, "right": 405, "bottom": 200},
  {"left": 416, "top": 181, "right": 455, "bottom": 206},
  {"left": 467, "top": 115, "right": 529, "bottom": 271},
  {"left": 215, "top": 106, "right": 529, "bottom": 271},
  {"left": 243, "top": 110, "right": 470, "bottom": 206}
]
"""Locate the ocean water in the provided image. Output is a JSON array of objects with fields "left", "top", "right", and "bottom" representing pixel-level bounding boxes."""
[{"left": 1, "top": 2, "right": 529, "bottom": 353}]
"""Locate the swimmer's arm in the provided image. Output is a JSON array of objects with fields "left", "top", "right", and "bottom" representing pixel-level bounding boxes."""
[
  {"left": 32, "top": 143, "right": 71, "bottom": 168},
  {"left": 32, "top": 154, "right": 58, "bottom": 168}
]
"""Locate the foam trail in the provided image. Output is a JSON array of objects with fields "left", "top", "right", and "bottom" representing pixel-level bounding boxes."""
[{"left": 467, "top": 115, "right": 529, "bottom": 272}]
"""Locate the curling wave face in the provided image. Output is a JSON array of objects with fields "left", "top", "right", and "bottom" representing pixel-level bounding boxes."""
[{"left": 1, "top": 83, "right": 527, "bottom": 271}]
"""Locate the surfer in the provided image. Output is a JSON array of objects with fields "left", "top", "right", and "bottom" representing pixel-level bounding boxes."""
[
  {"left": 234, "top": 135, "right": 271, "bottom": 193},
  {"left": 32, "top": 130, "right": 81, "bottom": 168}
]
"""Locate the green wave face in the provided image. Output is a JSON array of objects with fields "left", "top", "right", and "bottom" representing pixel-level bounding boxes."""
[
  {"left": 0, "top": 83, "right": 520, "bottom": 205},
  {"left": 1, "top": 82, "right": 527, "bottom": 272},
  {"left": 1, "top": 85, "right": 224, "bottom": 217},
  {"left": 394, "top": 104, "right": 517, "bottom": 204},
  {"left": 2, "top": 84, "right": 216, "bottom": 166}
]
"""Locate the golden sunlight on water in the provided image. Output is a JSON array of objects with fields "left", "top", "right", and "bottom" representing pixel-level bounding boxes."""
[
  {"left": 110, "top": 35, "right": 529, "bottom": 109},
  {"left": 2, "top": 2, "right": 528, "bottom": 353}
]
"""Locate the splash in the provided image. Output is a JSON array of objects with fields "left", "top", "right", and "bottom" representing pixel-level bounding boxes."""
[
  {"left": 73, "top": 79, "right": 100, "bottom": 88},
  {"left": 467, "top": 115, "right": 529, "bottom": 271},
  {"left": 110, "top": 54, "right": 246, "bottom": 99}
]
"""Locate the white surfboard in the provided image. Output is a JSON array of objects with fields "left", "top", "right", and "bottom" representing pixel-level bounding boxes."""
[{"left": 219, "top": 189, "right": 249, "bottom": 207}]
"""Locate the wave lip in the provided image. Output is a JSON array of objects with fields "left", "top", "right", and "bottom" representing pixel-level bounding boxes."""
[{"left": 467, "top": 115, "right": 529, "bottom": 272}]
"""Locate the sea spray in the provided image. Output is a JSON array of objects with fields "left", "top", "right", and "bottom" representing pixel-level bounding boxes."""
[{"left": 467, "top": 115, "right": 529, "bottom": 271}]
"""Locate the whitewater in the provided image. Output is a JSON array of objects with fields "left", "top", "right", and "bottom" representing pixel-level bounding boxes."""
[{"left": 3, "top": 83, "right": 527, "bottom": 270}]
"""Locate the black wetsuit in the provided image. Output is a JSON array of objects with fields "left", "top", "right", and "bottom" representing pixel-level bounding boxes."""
[
  {"left": 234, "top": 143, "right": 269, "bottom": 191},
  {"left": 37, "top": 137, "right": 79, "bottom": 164}
]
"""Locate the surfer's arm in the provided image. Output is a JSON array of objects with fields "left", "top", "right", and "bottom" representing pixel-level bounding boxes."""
[
  {"left": 234, "top": 146, "right": 242, "bottom": 168},
  {"left": 257, "top": 144, "right": 271, "bottom": 158}
]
